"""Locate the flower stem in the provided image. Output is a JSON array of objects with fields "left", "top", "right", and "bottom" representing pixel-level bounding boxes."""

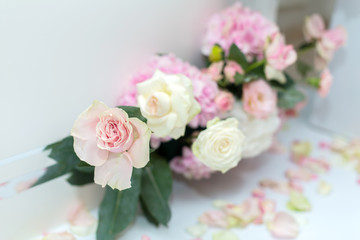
[{"left": 245, "top": 59, "right": 266, "bottom": 73}]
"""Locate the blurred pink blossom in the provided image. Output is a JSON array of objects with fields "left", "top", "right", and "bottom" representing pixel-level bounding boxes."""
[
  {"left": 224, "top": 60, "right": 243, "bottom": 82},
  {"left": 242, "top": 80, "right": 277, "bottom": 119},
  {"left": 215, "top": 91, "right": 235, "bottom": 112},
  {"left": 266, "top": 33, "right": 297, "bottom": 71},
  {"left": 170, "top": 147, "right": 215, "bottom": 180},
  {"left": 202, "top": 3, "right": 278, "bottom": 58},
  {"left": 303, "top": 14, "right": 325, "bottom": 41}
]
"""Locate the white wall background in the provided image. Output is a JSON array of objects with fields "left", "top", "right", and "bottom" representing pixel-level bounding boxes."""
[
  {"left": 0, "top": 0, "right": 279, "bottom": 239},
  {"left": 310, "top": 0, "right": 360, "bottom": 137}
]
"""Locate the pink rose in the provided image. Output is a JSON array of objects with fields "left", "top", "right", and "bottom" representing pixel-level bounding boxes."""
[
  {"left": 204, "top": 61, "right": 224, "bottom": 82},
  {"left": 215, "top": 91, "right": 235, "bottom": 112},
  {"left": 243, "top": 80, "right": 277, "bottom": 118},
  {"left": 224, "top": 60, "right": 244, "bottom": 82},
  {"left": 318, "top": 69, "right": 333, "bottom": 97},
  {"left": 71, "top": 100, "right": 151, "bottom": 191},
  {"left": 303, "top": 14, "right": 325, "bottom": 41},
  {"left": 317, "top": 26, "right": 347, "bottom": 61},
  {"left": 266, "top": 33, "right": 297, "bottom": 71}
]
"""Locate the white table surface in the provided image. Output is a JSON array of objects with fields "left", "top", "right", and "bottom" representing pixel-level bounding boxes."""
[{"left": 27, "top": 117, "right": 360, "bottom": 240}]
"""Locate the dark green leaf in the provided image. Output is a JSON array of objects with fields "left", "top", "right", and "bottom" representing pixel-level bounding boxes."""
[
  {"left": 33, "top": 136, "right": 80, "bottom": 187},
  {"left": 228, "top": 44, "right": 249, "bottom": 69},
  {"left": 75, "top": 161, "right": 95, "bottom": 173},
  {"left": 278, "top": 87, "right": 306, "bottom": 110},
  {"left": 97, "top": 168, "right": 142, "bottom": 240},
  {"left": 140, "top": 153, "right": 172, "bottom": 226},
  {"left": 67, "top": 170, "right": 94, "bottom": 186},
  {"left": 297, "top": 41, "right": 316, "bottom": 52},
  {"left": 234, "top": 73, "right": 245, "bottom": 85},
  {"left": 269, "top": 73, "right": 296, "bottom": 92},
  {"left": 140, "top": 198, "right": 160, "bottom": 227},
  {"left": 296, "top": 60, "right": 313, "bottom": 78},
  {"left": 117, "top": 106, "right": 147, "bottom": 123}
]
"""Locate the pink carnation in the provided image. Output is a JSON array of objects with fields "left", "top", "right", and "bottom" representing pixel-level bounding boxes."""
[
  {"left": 170, "top": 147, "right": 215, "bottom": 180},
  {"left": 202, "top": 3, "right": 278, "bottom": 57},
  {"left": 118, "top": 54, "right": 220, "bottom": 128}
]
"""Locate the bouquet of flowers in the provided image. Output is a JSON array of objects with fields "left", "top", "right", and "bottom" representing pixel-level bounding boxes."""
[{"left": 34, "top": 3, "right": 346, "bottom": 240}]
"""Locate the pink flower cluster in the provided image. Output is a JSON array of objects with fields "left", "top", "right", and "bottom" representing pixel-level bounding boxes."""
[
  {"left": 170, "top": 147, "right": 215, "bottom": 180},
  {"left": 118, "top": 54, "right": 220, "bottom": 128},
  {"left": 202, "top": 3, "right": 278, "bottom": 57},
  {"left": 303, "top": 14, "right": 347, "bottom": 69}
]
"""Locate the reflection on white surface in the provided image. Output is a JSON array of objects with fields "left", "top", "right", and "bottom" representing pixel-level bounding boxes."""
[{"left": 3, "top": 119, "right": 359, "bottom": 240}]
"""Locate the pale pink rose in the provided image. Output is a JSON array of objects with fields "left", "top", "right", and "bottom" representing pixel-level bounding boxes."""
[
  {"left": 318, "top": 69, "right": 333, "bottom": 97},
  {"left": 204, "top": 61, "right": 224, "bottom": 82},
  {"left": 242, "top": 80, "right": 277, "bottom": 118},
  {"left": 317, "top": 26, "right": 347, "bottom": 61},
  {"left": 268, "top": 212, "right": 299, "bottom": 239},
  {"left": 224, "top": 60, "right": 244, "bottom": 82},
  {"left": 303, "top": 14, "right": 325, "bottom": 41},
  {"left": 71, "top": 100, "right": 151, "bottom": 191},
  {"left": 202, "top": 3, "right": 279, "bottom": 58},
  {"left": 266, "top": 33, "right": 297, "bottom": 71},
  {"left": 215, "top": 91, "right": 235, "bottom": 112}
]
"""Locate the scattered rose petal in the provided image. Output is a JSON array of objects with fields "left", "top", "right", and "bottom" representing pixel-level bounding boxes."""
[
  {"left": 268, "top": 212, "right": 299, "bottom": 239},
  {"left": 42, "top": 232, "right": 75, "bottom": 240},
  {"left": 213, "top": 200, "right": 230, "bottom": 209},
  {"left": 291, "top": 141, "right": 312, "bottom": 161},
  {"left": 199, "top": 210, "right": 228, "bottom": 228},
  {"left": 287, "top": 191, "right": 311, "bottom": 212},
  {"left": 252, "top": 188, "right": 265, "bottom": 199},
  {"left": 259, "top": 179, "right": 291, "bottom": 194},
  {"left": 212, "top": 230, "right": 239, "bottom": 240},
  {"left": 141, "top": 235, "right": 151, "bottom": 240},
  {"left": 186, "top": 224, "right": 207, "bottom": 238},
  {"left": 67, "top": 200, "right": 97, "bottom": 236},
  {"left": 286, "top": 168, "right": 316, "bottom": 181},
  {"left": 317, "top": 181, "right": 332, "bottom": 195},
  {"left": 15, "top": 178, "right": 38, "bottom": 193},
  {"left": 223, "top": 198, "right": 261, "bottom": 227}
]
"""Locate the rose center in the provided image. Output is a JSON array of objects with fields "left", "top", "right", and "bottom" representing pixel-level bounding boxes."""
[{"left": 145, "top": 91, "right": 171, "bottom": 117}]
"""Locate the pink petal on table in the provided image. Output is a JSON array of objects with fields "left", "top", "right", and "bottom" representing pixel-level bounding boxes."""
[
  {"left": 42, "top": 232, "right": 75, "bottom": 240},
  {"left": 252, "top": 188, "right": 266, "bottom": 199},
  {"left": 224, "top": 198, "right": 261, "bottom": 226},
  {"left": 198, "top": 210, "right": 228, "bottom": 228},
  {"left": 141, "top": 235, "right": 151, "bottom": 240},
  {"left": 268, "top": 212, "right": 299, "bottom": 239},
  {"left": 259, "top": 179, "right": 291, "bottom": 195},
  {"left": 286, "top": 168, "right": 315, "bottom": 181},
  {"left": 67, "top": 200, "right": 97, "bottom": 236},
  {"left": 15, "top": 178, "right": 38, "bottom": 193}
]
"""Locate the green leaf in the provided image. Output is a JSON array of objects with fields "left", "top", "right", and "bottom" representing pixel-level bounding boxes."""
[
  {"left": 306, "top": 77, "right": 321, "bottom": 88},
  {"left": 296, "top": 60, "right": 313, "bottom": 78},
  {"left": 234, "top": 73, "right": 245, "bottom": 85},
  {"left": 67, "top": 169, "right": 94, "bottom": 186},
  {"left": 277, "top": 87, "right": 306, "bottom": 110},
  {"left": 140, "top": 198, "right": 160, "bottom": 227},
  {"left": 75, "top": 161, "right": 95, "bottom": 173},
  {"left": 117, "top": 106, "right": 147, "bottom": 123},
  {"left": 140, "top": 153, "right": 172, "bottom": 226},
  {"left": 228, "top": 44, "right": 249, "bottom": 69},
  {"left": 96, "top": 168, "right": 142, "bottom": 240},
  {"left": 33, "top": 136, "right": 80, "bottom": 187},
  {"left": 269, "top": 73, "right": 295, "bottom": 92}
]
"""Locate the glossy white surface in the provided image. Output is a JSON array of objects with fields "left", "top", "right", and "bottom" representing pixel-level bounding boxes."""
[{"left": 3, "top": 118, "right": 358, "bottom": 240}]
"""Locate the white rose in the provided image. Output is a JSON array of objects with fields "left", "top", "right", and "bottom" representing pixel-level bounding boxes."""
[
  {"left": 137, "top": 70, "right": 201, "bottom": 139},
  {"left": 226, "top": 102, "right": 280, "bottom": 158},
  {"left": 192, "top": 117, "right": 245, "bottom": 173}
]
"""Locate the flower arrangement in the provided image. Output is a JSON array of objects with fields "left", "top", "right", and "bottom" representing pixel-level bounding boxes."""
[{"left": 33, "top": 3, "right": 347, "bottom": 240}]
